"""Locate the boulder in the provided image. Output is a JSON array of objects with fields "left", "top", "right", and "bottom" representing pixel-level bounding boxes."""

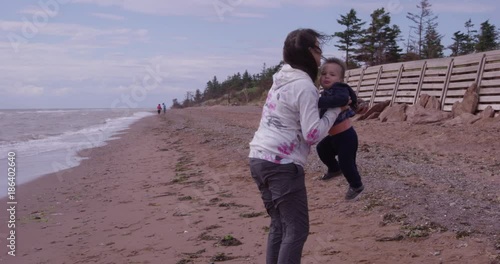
[
  {"left": 417, "top": 93, "right": 441, "bottom": 110},
  {"left": 480, "top": 106, "right": 495, "bottom": 119},
  {"left": 424, "top": 96, "right": 441, "bottom": 110},
  {"left": 357, "top": 100, "right": 390, "bottom": 121},
  {"left": 406, "top": 105, "right": 452, "bottom": 124},
  {"left": 379, "top": 103, "right": 407, "bottom": 122},
  {"left": 366, "top": 112, "right": 380, "bottom": 120},
  {"left": 356, "top": 98, "right": 369, "bottom": 115},
  {"left": 444, "top": 113, "right": 482, "bottom": 125},
  {"left": 418, "top": 94, "right": 430, "bottom": 108},
  {"left": 451, "top": 83, "right": 480, "bottom": 117}
]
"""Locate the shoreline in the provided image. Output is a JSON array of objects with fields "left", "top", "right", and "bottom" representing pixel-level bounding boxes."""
[
  {"left": 0, "top": 111, "right": 155, "bottom": 198},
  {"left": 1, "top": 107, "right": 498, "bottom": 263}
]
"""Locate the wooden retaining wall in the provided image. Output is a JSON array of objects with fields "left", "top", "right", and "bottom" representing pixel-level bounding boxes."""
[{"left": 345, "top": 50, "right": 500, "bottom": 111}]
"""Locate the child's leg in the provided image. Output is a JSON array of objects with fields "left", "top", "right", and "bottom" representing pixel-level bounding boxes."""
[
  {"left": 316, "top": 136, "right": 340, "bottom": 173},
  {"left": 337, "top": 127, "right": 363, "bottom": 188}
]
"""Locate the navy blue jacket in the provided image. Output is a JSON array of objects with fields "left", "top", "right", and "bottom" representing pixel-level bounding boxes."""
[{"left": 319, "top": 82, "right": 358, "bottom": 123}]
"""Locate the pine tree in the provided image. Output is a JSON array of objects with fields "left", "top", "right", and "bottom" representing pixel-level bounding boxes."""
[
  {"left": 406, "top": 0, "right": 437, "bottom": 58},
  {"left": 448, "top": 31, "right": 467, "bottom": 56},
  {"left": 422, "top": 21, "right": 444, "bottom": 59},
  {"left": 194, "top": 89, "right": 203, "bottom": 103},
  {"left": 476, "top": 20, "right": 498, "bottom": 52},
  {"left": 385, "top": 25, "right": 403, "bottom": 63},
  {"left": 463, "top": 19, "right": 477, "bottom": 54},
  {"left": 333, "top": 9, "right": 366, "bottom": 69},
  {"left": 355, "top": 8, "right": 400, "bottom": 66}
]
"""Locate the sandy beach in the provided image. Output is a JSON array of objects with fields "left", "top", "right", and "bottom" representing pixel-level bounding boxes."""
[{"left": 1, "top": 105, "right": 499, "bottom": 264}]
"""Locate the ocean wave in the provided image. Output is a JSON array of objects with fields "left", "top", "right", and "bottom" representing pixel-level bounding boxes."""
[{"left": 0, "top": 111, "right": 154, "bottom": 157}]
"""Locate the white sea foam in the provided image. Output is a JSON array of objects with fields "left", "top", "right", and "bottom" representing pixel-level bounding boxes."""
[{"left": 0, "top": 110, "right": 154, "bottom": 198}]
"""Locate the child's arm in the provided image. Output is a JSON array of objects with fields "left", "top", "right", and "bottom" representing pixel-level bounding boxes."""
[{"left": 318, "top": 85, "right": 350, "bottom": 108}]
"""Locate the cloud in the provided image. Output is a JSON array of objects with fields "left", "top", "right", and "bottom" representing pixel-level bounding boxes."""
[
  {"left": 232, "top": 12, "right": 266, "bottom": 18},
  {"left": 0, "top": 20, "right": 149, "bottom": 49},
  {"left": 90, "top": 12, "right": 125, "bottom": 21},
  {"left": 432, "top": 2, "right": 492, "bottom": 13},
  {"left": 11, "top": 85, "right": 45, "bottom": 96},
  {"left": 51, "top": 87, "right": 73, "bottom": 96},
  {"left": 70, "top": 0, "right": 345, "bottom": 17}
]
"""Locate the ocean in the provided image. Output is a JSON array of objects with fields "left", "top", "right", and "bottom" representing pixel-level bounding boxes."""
[{"left": 0, "top": 108, "right": 155, "bottom": 198}]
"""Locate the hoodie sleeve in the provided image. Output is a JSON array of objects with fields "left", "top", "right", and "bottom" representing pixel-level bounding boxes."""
[
  {"left": 318, "top": 82, "right": 350, "bottom": 108},
  {"left": 296, "top": 83, "right": 340, "bottom": 145}
]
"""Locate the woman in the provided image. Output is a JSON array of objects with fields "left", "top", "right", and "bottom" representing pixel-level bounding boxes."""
[{"left": 248, "top": 28, "right": 341, "bottom": 264}]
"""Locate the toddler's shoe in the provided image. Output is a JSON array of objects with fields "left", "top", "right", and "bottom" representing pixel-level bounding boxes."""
[{"left": 345, "top": 185, "right": 364, "bottom": 200}]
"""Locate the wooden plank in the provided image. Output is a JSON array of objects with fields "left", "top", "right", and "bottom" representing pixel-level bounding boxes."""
[
  {"left": 478, "top": 104, "right": 500, "bottom": 111},
  {"left": 440, "top": 59, "right": 455, "bottom": 109},
  {"left": 381, "top": 62, "right": 403, "bottom": 71},
  {"left": 360, "top": 79, "right": 377, "bottom": 86},
  {"left": 376, "top": 84, "right": 396, "bottom": 90},
  {"left": 374, "top": 96, "right": 393, "bottom": 102},
  {"left": 380, "top": 71, "right": 400, "bottom": 78},
  {"left": 390, "top": 64, "right": 404, "bottom": 107},
  {"left": 449, "top": 73, "right": 478, "bottom": 81},
  {"left": 482, "top": 62, "right": 500, "bottom": 71},
  {"left": 422, "top": 76, "right": 446, "bottom": 82},
  {"left": 418, "top": 90, "right": 442, "bottom": 97},
  {"left": 480, "top": 79, "right": 500, "bottom": 86},
  {"left": 424, "top": 69, "right": 448, "bottom": 75},
  {"left": 370, "top": 66, "right": 383, "bottom": 106},
  {"left": 443, "top": 105, "right": 453, "bottom": 111},
  {"left": 399, "top": 77, "right": 420, "bottom": 84},
  {"left": 396, "top": 91, "right": 417, "bottom": 96},
  {"left": 476, "top": 54, "right": 487, "bottom": 90},
  {"left": 394, "top": 97, "right": 414, "bottom": 103},
  {"left": 421, "top": 83, "right": 445, "bottom": 89},
  {"left": 355, "top": 67, "right": 366, "bottom": 95},
  {"left": 359, "top": 86, "right": 375, "bottom": 92},
  {"left": 375, "top": 90, "right": 394, "bottom": 96},
  {"left": 447, "top": 81, "right": 474, "bottom": 89},
  {"left": 364, "top": 66, "right": 381, "bottom": 74},
  {"left": 362, "top": 72, "right": 380, "bottom": 78},
  {"left": 402, "top": 60, "right": 426, "bottom": 69},
  {"left": 479, "top": 95, "right": 500, "bottom": 102},
  {"left": 452, "top": 54, "right": 483, "bottom": 65},
  {"left": 452, "top": 65, "right": 480, "bottom": 74},
  {"left": 481, "top": 71, "right": 500, "bottom": 78},
  {"left": 444, "top": 98, "right": 463, "bottom": 104},
  {"left": 425, "top": 58, "right": 452, "bottom": 67},
  {"left": 485, "top": 53, "right": 500, "bottom": 61},
  {"left": 378, "top": 79, "right": 397, "bottom": 85},
  {"left": 397, "top": 84, "right": 419, "bottom": 90},
  {"left": 358, "top": 94, "right": 372, "bottom": 100},
  {"left": 400, "top": 71, "right": 422, "bottom": 78},
  {"left": 445, "top": 89, "right": 467, "bottom": 96},
  {"left": 479, "top": 87, "right": 500, "bottom": 94}
]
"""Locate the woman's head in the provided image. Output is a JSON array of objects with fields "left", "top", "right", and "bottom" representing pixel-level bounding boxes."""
[
  {"left": 319, "top": 57, "right": 346, "bottom": 88},
  {"left": 283, "top": 28, "right": 326, "bottom": 81}
]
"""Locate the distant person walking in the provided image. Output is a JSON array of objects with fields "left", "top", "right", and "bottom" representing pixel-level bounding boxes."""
[
  {"left": 157, "top": 104, "right": 162, "bottom": 115},
  {"left": 248, "top": 28, "right": 341, "bottom": 264},
  {"left": 162, "top": 103, "right": 166, "bottom": 114}
]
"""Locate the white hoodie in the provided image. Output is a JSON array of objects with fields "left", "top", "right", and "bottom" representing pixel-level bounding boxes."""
[{"left": 249, "top": 64, "right": 340, "bottom": 167}]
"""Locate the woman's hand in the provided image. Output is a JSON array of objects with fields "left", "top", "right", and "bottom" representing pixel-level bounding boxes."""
[{"left": 340, "top": 97, "right": 352, "bottom": 111}]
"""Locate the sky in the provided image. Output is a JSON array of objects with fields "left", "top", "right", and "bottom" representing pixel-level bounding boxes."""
[{"left": 0, "top": 0, "right": 499, "bottom": 109}]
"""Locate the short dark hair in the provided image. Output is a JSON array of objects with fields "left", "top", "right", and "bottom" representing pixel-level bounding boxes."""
[
  {"left": 321, "top": 57, "right": 346, "bottom": 81},
  {"left": 283, "top": 28, "right": 327, "bottom": 81}
]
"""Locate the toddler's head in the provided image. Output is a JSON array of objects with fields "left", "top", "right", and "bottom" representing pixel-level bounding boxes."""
[{"left": 320, "top": 57, "right": 346, "bottom": 89}]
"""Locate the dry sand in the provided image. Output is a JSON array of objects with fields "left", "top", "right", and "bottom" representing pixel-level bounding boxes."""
[{"left": 1, "top": 105, "right": 499, "bottom": 264}]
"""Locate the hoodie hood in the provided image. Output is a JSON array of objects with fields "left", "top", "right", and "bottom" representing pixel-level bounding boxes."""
[{"left": 272, "top": 64, "right": 311, "bottom": 90}]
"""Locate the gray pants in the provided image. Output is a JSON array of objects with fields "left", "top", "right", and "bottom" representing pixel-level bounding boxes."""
[{"left": 249, "top": 158, "right": 309, "bottom": 264}]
